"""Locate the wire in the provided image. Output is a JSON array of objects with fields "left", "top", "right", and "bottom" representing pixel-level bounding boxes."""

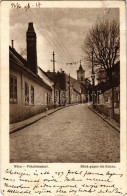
[
  {"left": 66, "top": 57, "right": 86, "bottom": 65},
  {"left": 42, "top": 8, "right": 74, "bottom": 62},
  {"left": 37, "top": 8, "right": 72, "bottom": 63},
  {"left": 29, "top": 9, "right": 86, "bottom": 67},
  {"left": 29, "top": 9, "right": 69, "bottom": 63}
]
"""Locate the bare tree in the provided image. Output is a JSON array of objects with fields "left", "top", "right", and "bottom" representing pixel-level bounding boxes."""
[{"left": 83, "top": 19, "right": 120, "bottom": 117}]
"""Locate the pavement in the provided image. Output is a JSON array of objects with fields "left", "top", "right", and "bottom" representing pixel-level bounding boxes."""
[
  {"left": 10, "top": 104, "right": 73, "bottom": 134},
  {"left": 88, "top": 105, "right": 120, "bottom": 132},
  {"left": 10, "top": 103, "right": 120, "bottom": 134},
  {"left": 10, "top": 104, "right": 120, "bottom": 163}
]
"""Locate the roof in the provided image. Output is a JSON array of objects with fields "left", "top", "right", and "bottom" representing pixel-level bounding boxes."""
[
  {"left": 38, "top": 67, "right": 61, "bottom": 90},
  {"left": 9, "top": 46, "right": 27, "bottom": 65},
  {"left": 46, "top": 72, "right": 55, "bottom": 80},
  {"left": 38, "top": 67, "right": 53, "bottom": 81},
  {"left": 9, "top": 46, "right": 52, "bottom": 91},
  {"left": 46, "top": 71, "right": 62, "bottom": 89},
  {"left": 77, "top": 61, "right": 85, "bottom": 72}
]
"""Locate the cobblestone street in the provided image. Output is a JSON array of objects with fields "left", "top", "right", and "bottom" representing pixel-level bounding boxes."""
[{"left": 10, "top": 104, "right": 120, "bottom": 163}]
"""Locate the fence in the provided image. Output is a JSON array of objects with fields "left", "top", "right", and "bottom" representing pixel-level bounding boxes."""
[{"left": 95, "top": 105, "right": 120, "bottom": 123}]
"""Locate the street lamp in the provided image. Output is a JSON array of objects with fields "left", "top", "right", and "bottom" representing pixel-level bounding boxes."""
[
  {"left": 91, "top": 74, "right": 95, "bottom": 87},
  {"left": 91, "top": 74, "right": 95, "bottom": 105}
]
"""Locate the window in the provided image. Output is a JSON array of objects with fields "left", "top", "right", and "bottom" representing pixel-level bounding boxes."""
[
  {"left": 45, "top": 93, "right": 49, "bottom": 105},
  {"left": 47, "top": 93, "right": 48, "bottom": 105},
  {"left": 81, "top": 76, "right": 83, "bottom": 81},
  {"left": 49, "top": 94, "right": 51, "bottom": 104},
  {"left": 25, "top": 82, "right": 29, "bottom": 105},
  {"left": 31, "top": 85, "right": 34, "bottom": 105},
  {"left": 10, "top": 76, "right": 17, "bottom": 103}
]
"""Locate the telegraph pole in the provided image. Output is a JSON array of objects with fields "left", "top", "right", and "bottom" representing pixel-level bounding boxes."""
[
  {"left": 91, "top": 51, "right": 95, "bottom": 86},
  {"left": 52, "top": 51, "right": 56, "bottom": 108},
  {"left": 69, "top": 74, "right": 71, "bottom": 104},
  {"left": 91, "top": 51, "right": 95, "bottom": 105}
]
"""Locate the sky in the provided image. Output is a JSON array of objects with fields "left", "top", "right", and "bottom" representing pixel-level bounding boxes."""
[{"left": 10, "top": 8, "right": 119, "bottom": 80}]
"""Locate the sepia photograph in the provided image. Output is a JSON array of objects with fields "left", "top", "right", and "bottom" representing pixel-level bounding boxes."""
[{"left": 9, "top": 6, "right": 120, "bottom": 163}]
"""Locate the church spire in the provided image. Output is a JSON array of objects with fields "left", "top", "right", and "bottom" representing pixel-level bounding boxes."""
[
  {"left": 77, "top": 60, "right": 85, "bottom": 82},
  {"left": 79, "top": 60, "right": 83, "bottom": 70}
]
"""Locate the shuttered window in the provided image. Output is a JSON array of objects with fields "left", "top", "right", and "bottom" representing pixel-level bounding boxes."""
[
  {"left": 25, "top": 82, "right": 29, "bottom": 105},
  {"left": 31, "top": 85, "right": 34, "bottom": 105},
  {"left": 10, "top": 76, "right": 17, "bottom": 103}
]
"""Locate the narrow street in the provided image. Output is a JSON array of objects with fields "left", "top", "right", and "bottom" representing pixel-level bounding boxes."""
[{"left": 10, "top": 104, "right": 120, "bottom": 163}]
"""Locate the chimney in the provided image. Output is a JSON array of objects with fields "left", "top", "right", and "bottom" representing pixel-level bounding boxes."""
[{"left": 26, "top": 22, "right": 38, "bottom": 74}]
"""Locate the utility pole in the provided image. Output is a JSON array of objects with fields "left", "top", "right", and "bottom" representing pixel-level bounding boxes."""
[
  {"left": 52, "top": 51, "right": 56, "bottom": 108},
  {"left": 91, "top": 51, "right": 95, "bottom": 86},
  {"left": 69, "top": 74, "right": 71, "bottom": 104},
  {"left": 91, "top": 51, "right": 95, "bottom": 105}
]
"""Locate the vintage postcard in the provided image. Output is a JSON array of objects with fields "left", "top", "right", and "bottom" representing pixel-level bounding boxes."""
[{"left": 0, "top": 1, "right": 127, "bottom": 195}]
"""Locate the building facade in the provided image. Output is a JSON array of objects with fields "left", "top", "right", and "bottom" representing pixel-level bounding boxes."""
[
  {"left": 96, "top": 61, "right": 120, "bottom": 121},
  {"left": 47, "top": 70, "right": 84, "bottom": 104},
  {"left": 10, "top": 23, "right": 52, "bottom": 123}
]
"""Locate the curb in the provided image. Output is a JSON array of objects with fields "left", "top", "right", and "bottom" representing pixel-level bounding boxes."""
[
  {"left": 10, "top": 104, "right": 74, "bottom": 134},
  {"left": 88, "top": 106, "right": 120, "bottom": 132}
]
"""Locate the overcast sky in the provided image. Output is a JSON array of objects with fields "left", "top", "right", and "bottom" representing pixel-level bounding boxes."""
[{"left": 10, "top": 8, "right": 119, "bottom": 80}]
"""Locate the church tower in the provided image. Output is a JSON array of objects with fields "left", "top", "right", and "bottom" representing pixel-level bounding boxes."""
[
  {"left": 77, "top": 60, "right": 85, "bottom": 82},
  {"left": 26, "top": 22, "right": 38, "bottom": 74}
]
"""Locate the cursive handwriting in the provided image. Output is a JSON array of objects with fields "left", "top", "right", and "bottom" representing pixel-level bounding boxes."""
[
  {"left": 2, "top": 167, "right": 124, "bottom": 195},
  {"left": 11, "top": 2, "right": 42, "bottom": 11}
]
